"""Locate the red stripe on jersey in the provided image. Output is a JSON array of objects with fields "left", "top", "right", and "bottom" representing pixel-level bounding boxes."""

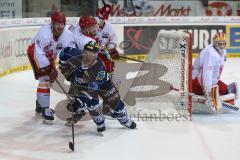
[
  {"left": 81, "top": 30, "right": 97, "bottom": 41},
  {"left": 37, "top": 88, "right": 50, "bottom": 93}
]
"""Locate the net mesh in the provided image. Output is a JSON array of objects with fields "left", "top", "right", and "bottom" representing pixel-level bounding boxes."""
[{"left": 124, "top": 30, "right": 192, "bottom": 118}]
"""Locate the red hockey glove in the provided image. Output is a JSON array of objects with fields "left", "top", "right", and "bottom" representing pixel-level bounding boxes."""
[
  {"left": 49, "top": 69, "right": 58, "bottom": 83},
  {"left": 109, "top": 48, "right": 119, "bottom": 59},
  {"left": 98, "top": 53, "right": 115, "bottom": 73}
]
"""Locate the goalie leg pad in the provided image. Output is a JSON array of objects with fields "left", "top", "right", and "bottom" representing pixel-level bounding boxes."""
[
  {"left": 227, "top": 82, "right": 239, "bottom": 99},
  {"left": 220, "top": 93, "right": 236, "bottom": 105},
  {"left": 217, "top": 80, "right": 228, "bottom": 95},
  {"left": 210, "top": 85, "right": 222, "bottom": 111}
]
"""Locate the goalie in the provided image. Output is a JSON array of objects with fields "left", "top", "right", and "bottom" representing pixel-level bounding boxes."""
[{"left": 192, "top": 32, "right": 238, "bottom": 111}]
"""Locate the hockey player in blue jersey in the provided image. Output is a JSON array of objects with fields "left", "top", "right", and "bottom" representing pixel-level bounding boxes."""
[{"left": 59, "top": 41, "right": 136, "bottom": 132}]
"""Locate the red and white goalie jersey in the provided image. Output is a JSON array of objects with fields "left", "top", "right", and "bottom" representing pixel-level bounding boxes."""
[{"left": 192, "top": 44, "right": 227, "bottom": 94}]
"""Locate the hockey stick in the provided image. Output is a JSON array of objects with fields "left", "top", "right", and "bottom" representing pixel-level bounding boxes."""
[
  {"left": 102, "top": 0, "right": 106, "bottom": 5},
  {"left": 171, "top": 86, "right": 239, "bottom": 112},
  {"left": 119, "top": 55, "right": 144, "bottom": 63},
  {"left": 55, "top": 79, "right": 75, "bottom": 152}
]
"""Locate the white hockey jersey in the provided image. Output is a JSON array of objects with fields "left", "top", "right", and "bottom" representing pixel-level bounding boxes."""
[
  {"left": 96, "top": 21, "right": 117, "bottom": 50},
  {"left": 73, "top": 26, "right": 97, "bottom": 52},
  {"left": 34, "top": 24, "right": 75, "bottom": 68},
  {"left": 192, "top": 44, "right": 227, "bottom": 93}
]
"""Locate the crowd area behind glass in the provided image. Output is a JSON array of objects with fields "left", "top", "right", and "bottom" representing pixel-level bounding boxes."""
[{"left": 0, "top": 0, "right": 239, "bottom": 19}]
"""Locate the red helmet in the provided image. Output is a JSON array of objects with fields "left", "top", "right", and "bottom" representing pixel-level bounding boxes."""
[
  {"left": 79, "top": 16, "right": 97, "bottom": 29},
  {"left": 97, "top": 4, "right": 112, "bottom": 20},
  {"left": 51, "top": 11, "right": 66, "bottom": 24}
]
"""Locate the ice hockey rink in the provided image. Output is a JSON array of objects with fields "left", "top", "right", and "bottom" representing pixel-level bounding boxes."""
[{"left": 0, "top": 58, "right": 239, "bottom": 160}]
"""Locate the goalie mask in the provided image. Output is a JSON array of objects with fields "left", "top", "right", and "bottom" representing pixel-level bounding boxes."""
[
  {"left": 82, "top": 41, "right": 100, "bottom": 69},
  {"left": 213, "top": 32, "right": 227, "bottom": 50}
]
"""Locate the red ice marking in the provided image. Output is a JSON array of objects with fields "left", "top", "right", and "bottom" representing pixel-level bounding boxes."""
[{"left": 191, "top": 122, "right": 216, "bottom": 160}]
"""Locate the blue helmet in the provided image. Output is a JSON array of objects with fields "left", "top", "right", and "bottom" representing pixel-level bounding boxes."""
[
  {"left": 59, "top": 47, "right": 81, "bottom": 63},
  {"left": 59, "top": 47, "right": 82, "bottom": 81}
]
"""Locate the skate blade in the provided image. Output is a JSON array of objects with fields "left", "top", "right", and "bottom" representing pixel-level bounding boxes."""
[
  {"left": 43, "top": 119, "right": 54, "bottom": 125},
  {"left": 65, "top": 118, "right": 77, "bottom": 126},
  {"left": 65, "top": 121, "right": 73, "bottom": 126},
  {"left": 35, "top": 112, "right": 42, "bottom": 116},
  {"left": 104, "top": 115, "right": 116, "bottom": 120},
  {"left": 97, "top": 132, "right": 104, "bottom": 137}
]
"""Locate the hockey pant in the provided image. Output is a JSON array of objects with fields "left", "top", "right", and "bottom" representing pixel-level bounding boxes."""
[
  {"left": 99, "top": 80, "right": 131, "bottom": 125},
  {"left": 27, "top": 43, "right": 56, "bottom": 79},
  {"left": 192, "top": 78, "right": 228, "bottom": 96}
]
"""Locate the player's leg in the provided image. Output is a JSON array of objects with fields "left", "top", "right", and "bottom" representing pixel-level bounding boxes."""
[
  {"left": 210, "top": 85, "right": 222, "bottom": 111},
  {"left": 37, "top": 76, "right": 54, "bottom": 122},
  {"left": 27, "top": 43, "right": 55, "bottom": 121},
  {"left": 113, "top": 100, "right": 136, "bottom": 129},
  {"left": 192, "top": 85, "right": 222, "bottom": 113},
  {"left": 192, "top": 78, "right": 204, "bottom": 95},
  {"left": 217, "top": 80, "right": 228, "bottom": 95},
  {"left": 217, "top": 80, "right": 238, "bottom": 104},
  {"left": 100, "top": 80, "right": 136, "bottom": 129},
  {"left": 86, "top": 98, "right": 105, "bottom": 132},
  {"left": 68, "top": 89, "right": 105, "bottom": 132},
  {"left": 227, "top": 82, "right": 239, "bottom": 99}
]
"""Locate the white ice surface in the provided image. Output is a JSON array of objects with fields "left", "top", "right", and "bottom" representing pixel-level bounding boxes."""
[{"left": 0, "top": 59, "right": 240, "bottom": 160}]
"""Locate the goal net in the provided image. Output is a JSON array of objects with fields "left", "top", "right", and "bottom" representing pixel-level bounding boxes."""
[{"left": 122, "top": 30, "right": 192, "bottom": 119}]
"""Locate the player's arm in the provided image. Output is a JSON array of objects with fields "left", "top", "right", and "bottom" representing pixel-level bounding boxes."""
[
  {"left": 59, "top": 51, "right": 83, "bottom": 81},
  {"left": 108, "top": 26, "right": 119, "bottom": 59},
  {"left": 34, "top": 34, "right": 58, "bottom": 82},
  {"left": 62, "top": 29, "right": 77, "bottom": 49},
  {"left": 98, "top": 50, "right": 115, "bottom": 73},
  {"left": 34, "top": 35, "right": 50, "bottom": 69}
]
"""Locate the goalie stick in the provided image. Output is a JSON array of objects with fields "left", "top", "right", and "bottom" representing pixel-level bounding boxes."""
[
  {"left": 55, "top": 79, "right": 75, "bottom": 152},
  {"left": 171, "top": 87, "right": 239, "bottom": 112}
]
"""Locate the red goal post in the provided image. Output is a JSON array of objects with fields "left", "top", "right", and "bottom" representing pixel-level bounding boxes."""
[{"left": 145, "top": 30, "right": 193, "bottom": 117}]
